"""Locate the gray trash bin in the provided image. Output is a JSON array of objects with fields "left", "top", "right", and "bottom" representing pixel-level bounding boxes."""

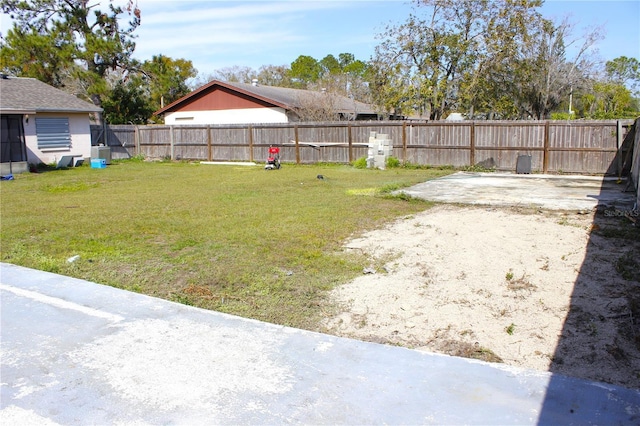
[{"left": 516, "top": 154, "right": 531, "bottom": 174}]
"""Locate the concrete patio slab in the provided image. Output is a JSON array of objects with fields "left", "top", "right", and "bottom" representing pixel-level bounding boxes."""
[
  {"left": 400, "top": 172, "right": 636, "bottom": 211},
  {"left": 1, "top": 263, "right": 639, "bottom": 424}
]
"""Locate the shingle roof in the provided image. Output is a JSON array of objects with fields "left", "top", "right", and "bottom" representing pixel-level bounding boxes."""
[
  {"left": 0, "top": 76, "right": 102, "bottom": 113},
  {"left": 225, "top": 81, "right": 376, "bottom": 115},
  {"left": 154, "top": 79, "right": 376, "bottom": 117}
]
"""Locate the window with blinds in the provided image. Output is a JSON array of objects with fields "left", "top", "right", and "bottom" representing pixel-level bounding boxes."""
[{"left": 36, "top": 117, "right": 71, "bottom": 149}]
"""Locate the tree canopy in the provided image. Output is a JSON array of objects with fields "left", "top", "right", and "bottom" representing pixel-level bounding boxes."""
[
  {"left": 605, "top": 56, "right": 640, "bottom": 95},
  {"left": 1, "top": 0, "right": 141, "bottom": 113},
  {"left": 369, "top": 0, "right": 618, "bottom": 120},
  {"left": 0, "top": 1, "right": 200, "bottom": 124},
  {"left": 138, "top": 54, "right": 197, "bottom": 111},
  {"left": 100, "top": 55, "right": 197, "bottom": 124}
]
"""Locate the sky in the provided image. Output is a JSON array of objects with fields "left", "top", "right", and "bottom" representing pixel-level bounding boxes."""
[{"left": 1, "top": 0, "right": 639, "bottom": 78}]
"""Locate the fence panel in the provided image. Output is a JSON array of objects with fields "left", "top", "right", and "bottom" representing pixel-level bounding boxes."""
[
  {"left": 295, "top": 124, "right": 347, "bottom": 163},
  {"left": 632, "top": 119, "right": 640, "bottom": 206},
  {"left": 252, "top": 125, "right": 295, "bottom": 162},
  {"left": 548, "top": 121, "right": 619, "bottom": 174},
  {"left": 405, "top": 123, "right": 470, "bottom": 167},
  {"left": 473, "top": 122, "right": 545, "bottom": 171},
  {"left": 209, "top": 127, "right": 249, "bottom": 161},
  {"left": 172, "top": 126, "right": 208, "bottom": 160},
  {"left": 91, "top": 125, "right": 137, "bottom": 159}
]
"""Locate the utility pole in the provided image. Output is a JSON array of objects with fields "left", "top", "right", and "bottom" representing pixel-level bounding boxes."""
[{"left": 568, "top": 84, "right": 574, "bottom": 117}]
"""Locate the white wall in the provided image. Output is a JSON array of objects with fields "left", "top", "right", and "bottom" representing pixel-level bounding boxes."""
[
  {"left": 24, "top": 112, "right": 93, "bottom": 165},
  {"left": 164, "top": 107, "right": 289, "bottom": 125}
]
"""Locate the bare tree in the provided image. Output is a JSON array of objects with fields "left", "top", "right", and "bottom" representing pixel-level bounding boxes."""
[
  {"left": 370, "top": 0, "right": 602, "bottom": 120},
  {"left": 291, "top": 91, "right": 342, "bottom": 122},
  {"left": 513, "top": 18, "right": 602, "bottom": 119}
]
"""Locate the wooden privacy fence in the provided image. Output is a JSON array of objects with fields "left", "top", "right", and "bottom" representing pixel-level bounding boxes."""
[
  {"left": 92, "top": 119, "right": 636, "bottom": 175},
  {"left": 630, "top": 118, "right": 640, "bottom": 207}
]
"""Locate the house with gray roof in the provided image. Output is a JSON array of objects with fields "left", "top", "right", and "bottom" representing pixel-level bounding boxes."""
[
  {"left": 153, "top": 79, "right": 380, "bottom": 125},
  {"left": 0, "top": 75, "right": 102, "bottom": 173}
]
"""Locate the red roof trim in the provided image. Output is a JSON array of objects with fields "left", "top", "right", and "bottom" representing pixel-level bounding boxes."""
[{"left": 153, "top": 80, "right": 290, "bottom": 116}]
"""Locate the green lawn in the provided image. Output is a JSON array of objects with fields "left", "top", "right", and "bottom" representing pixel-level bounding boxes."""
[{"left": 0, "top": 160, "right": 452, "bottom": 330}]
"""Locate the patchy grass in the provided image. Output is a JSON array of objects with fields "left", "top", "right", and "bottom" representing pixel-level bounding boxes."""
[
  {"left": 592, "top": 219, "right": 640, "bottom": 241},
  {"left": 616, "top": 251, "right": 640, "bottom": 282},
  {"left": 439, "top": 340, "right": 504, "bottom": 363},
  {"left": 0, "top": 161, "right": 451, "bottom": 330}
]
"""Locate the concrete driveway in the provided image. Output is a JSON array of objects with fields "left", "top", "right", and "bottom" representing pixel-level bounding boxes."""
[
  {"left": 400, "top": 172, "right": 636, "bottom": 211},
  {"left": 2, "top": 263, "right": 639, "bottom": 425}
]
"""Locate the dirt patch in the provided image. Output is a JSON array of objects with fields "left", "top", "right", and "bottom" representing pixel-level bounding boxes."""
[{"left": 323, "top": 204, "right": 640, "bottom": 388}]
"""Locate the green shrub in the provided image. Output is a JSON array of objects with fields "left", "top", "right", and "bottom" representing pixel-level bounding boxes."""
[
  {"left": 352, "top": 156, "right": 368, "bottom": 169},
  {"left": 386, "top": 156, "right": 401, "bottom": 168}
]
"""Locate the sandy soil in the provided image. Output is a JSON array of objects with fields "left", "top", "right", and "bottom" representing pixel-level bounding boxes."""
[{"left": 323, "top": 205, "right": 640, "bottom": 389}]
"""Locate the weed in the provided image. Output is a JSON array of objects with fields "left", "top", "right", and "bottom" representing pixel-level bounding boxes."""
[
  {"left": 461, "top": 164, "right": 496, "bottom": 173},
  {"left": 377, "top": 183, "right": 400, "bottom": 193},
  {"left": 506, "top": 323, "right": 516, "bottom": 335},
  {"left": 114, "top": 154, "right": 145, "bottom": 163},
  {"left": 386, "top": 156, "right": 401, "bottom": 168},
  {"left": 170, "top": 293, "right": 193, "bottom": 306},
  {"left": 557, "top": 215, "right": 583, "bottom": 228},
  {"left": 507, "top": 273, "right": 537, "bottom": 292},
  {"left": 594, "top": 224, "right": 640, "bottom": 241},
  {"left": 439, "top": 340, "right": 503, "bottom": 363},
  {"left": 352, "top": 156, "right": 368, "bottom": 169},
  {"left": 539, "top": 258, "right": 550, "bottom": 271},
  {"left": 616, "top": 251, "right": 640, "bottom": 281},
  {"left": 378, "top": 182, "right": 427, "bottom": 203},
  {"left": 383, "top": 191, "right": 418, "bottom": 202},
  {"left": 505, "top": 270, "right": 514, "bottom": 281}
]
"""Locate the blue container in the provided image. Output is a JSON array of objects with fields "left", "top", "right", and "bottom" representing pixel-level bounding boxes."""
[{"left": 91, "top": 158, "right": 106, "bottom": 169}]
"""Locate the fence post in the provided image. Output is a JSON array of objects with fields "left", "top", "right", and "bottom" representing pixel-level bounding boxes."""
[
  {"left": 207, "top": 126, "right": 212, "bottom": 161},
  {"left": 543, "top": 121, "right": 550, "bottom": 173},
  {"left": 295, "top": 125, "right": 300, "bottom": 164},
  {"left": 348, "top": 123, "right": 353, "bottom": 163},
  {"left": 616, "top": 120, "right": 623, "bottom": 175},
  {"left": 134, "top": 125, "right": 140, "bottom": 156},
  {"left": 248, "top": 125, "right": 254, "bottom": 162},
  {"left": 469, "top": 122, "right": 475, "bottom": 167},
  {"left": 402, "top": 122, "right": 407, "bottom": 163},
  {"left": 170, "top": 126, "right": 175, "bottom": 160}
]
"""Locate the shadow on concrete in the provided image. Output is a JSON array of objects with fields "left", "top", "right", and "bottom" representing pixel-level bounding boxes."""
[{"left": 539, "top": 125, "right": 640, "bottom": 422}]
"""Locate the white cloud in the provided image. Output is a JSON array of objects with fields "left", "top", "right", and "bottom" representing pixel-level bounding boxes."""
[
  {"left": 131, "top": 1, "right": 350, "bottom": 70},
  {"left": 138, "top": 0, "right": 343, "bottom": 26}
]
